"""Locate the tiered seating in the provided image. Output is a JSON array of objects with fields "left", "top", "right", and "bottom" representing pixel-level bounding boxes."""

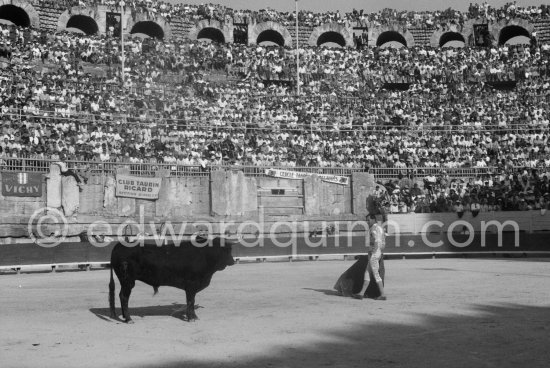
[
  {"left": 287, "top": 24, "right": 315, "bottom": 47},
  {"left": 409, "top": 27, "right": 434, "bottom": 47},
  {"left": 533, "top": 19, "right": 550, "bottom": 44},
  {"left": 36, "top": 4, "right": 64, "bottom": 33},
  {"left": 170, "top": 17, "right": 195, "bottom": 39}
]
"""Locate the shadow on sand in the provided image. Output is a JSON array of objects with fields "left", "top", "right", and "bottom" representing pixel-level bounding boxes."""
[
  {"left": 302, "top": 287, "right": 341, "bottom": 296},
  {"left": 134, "top": 303, "right": 549, "bottom": 368},
  {"left": 90, "top": 303, "right": 202, "bottom": 322}
]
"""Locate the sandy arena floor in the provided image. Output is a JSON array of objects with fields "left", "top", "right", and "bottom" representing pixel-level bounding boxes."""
[{"left": 1, "top": 258, "right": 549, "bottom": 368}]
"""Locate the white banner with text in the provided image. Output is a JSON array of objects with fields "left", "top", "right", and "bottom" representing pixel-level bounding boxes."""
[
  {"left": 264, "top": 169, "right": 349, "bottom": 185},
  {"left": 116, "top": 175, "right": 162, "bottom": 199}
]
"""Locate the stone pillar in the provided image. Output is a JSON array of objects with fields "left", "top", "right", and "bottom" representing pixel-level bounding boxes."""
[
  {"left": 303, "top": 175, "right": 321, "bottom": 215},
  {"left": 210, "top": 170, "right": 258, "bottom": 217},
  {"left": 351, "top": 172, "right": 376, "bottom": 216},
  {"left": 47, "top": 164, "right": 62, "bottom": 208}
]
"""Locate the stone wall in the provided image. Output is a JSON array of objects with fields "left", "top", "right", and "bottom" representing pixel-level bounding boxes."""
[
  {"left": 5, "top": 1, "right": 542, "bottom": 46},
  {"left": 0, "top": 0, "right": 40, "bottom": 28},
  {"left": 0, "top": 169, "right": 374, "bottom": 239}
]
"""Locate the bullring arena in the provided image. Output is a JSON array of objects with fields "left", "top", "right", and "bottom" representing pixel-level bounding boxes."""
[
  {"left": 1, "top": 0, "right": 550, "bottom": 367},
  {"left": 1, "top": 258, "right": 549, "bottom": 368}
]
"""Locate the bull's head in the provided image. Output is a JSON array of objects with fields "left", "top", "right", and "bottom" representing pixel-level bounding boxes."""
[
  {"left": 209, "top": 237, "right": 235, "bottom": 271},
  {"left": 218, "top": 247, "right": 235, "bottom": 270}
]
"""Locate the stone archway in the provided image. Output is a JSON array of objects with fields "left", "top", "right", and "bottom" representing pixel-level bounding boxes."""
[
  {"left": 197, "top": 28, "right": 224, "bottom": 43},
  {"left": 0, "top": 0, "right": 39, "bottom": 28},
  {"left": 376, "top": 31, "right": 407, "bottom": 47},
  {"left": 257, "top": 29, "right": 285, "bottom": 46},
  {"left": 308, "top": 23, "right": 353, "bottom": 48},
  {"left": 498, "top": 24, "right": 531, "bottom": 45},
  {"left": 492, "top": 19, "right": 533, "bottom": 46},
  {"left": 66, "top": 15, "right": 99, "bottom": 35},
  {"left": 126, "top": 12, "right": 171, "bottom": 39},
  {"left": 187, "top": 19, "right": 232, "bottom": 43},
  {"left": 250, "top": 21, "right": 292, "bottom": 47},
  {"left": 58, "top": 7, "right": 100, "bottom": 34},
  {"left": 429, "top": 24, "right": 467, "bottom": 48},
  {"left": 370, "top": 25, "right": 414, "bottom": 48},
  {"left": 439, "top": 31, "right": 466, "bottom": 47},
  {"left": 130, "top": 21, "right": 164, "bottom": 39},
  {"left": 317, "top": 32, "right": 345, "bottom": 47}
]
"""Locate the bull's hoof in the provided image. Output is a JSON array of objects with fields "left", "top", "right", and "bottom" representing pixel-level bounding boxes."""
[
  {"left": 186, "top": 314, "right": 199, "bottom": 322},
  {"left": 125, "top": 318, "right": 134, "bottom": 324}
]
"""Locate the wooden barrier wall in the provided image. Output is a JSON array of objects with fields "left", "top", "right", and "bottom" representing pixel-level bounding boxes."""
[
  {"left": 1, "top": 168, "right": 549, "bottom": 270},
  {"left": 1, "top": 232, "right": 549, "bottom": 270}
]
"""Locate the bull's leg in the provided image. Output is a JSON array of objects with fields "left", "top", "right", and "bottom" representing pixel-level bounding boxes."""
[
  {"left": 185, "top": 290, "right": 198, "bottom": 322},
  {"left": 109, "top": 268, "right": 116, "bottom": 319},
  {"left": 119, "top": 281, "right": 135, "bottom": 324}
]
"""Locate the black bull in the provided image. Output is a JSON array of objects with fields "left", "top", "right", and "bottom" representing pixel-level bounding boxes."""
[{"left": 109, "top": 236, "right": 235, "bottom": 323}]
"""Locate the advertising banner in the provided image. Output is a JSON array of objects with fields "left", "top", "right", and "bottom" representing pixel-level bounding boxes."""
[
  {"left": 265, "top": 169, "right": 349, "bottom": 185},
  {"left": 2, "top": 172, "right": 43, "bottom": 197},
  {"left": 116, "top": 175, "right": 162, "bottom": 200}
]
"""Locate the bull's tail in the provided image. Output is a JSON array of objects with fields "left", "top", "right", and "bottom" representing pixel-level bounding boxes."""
[{"left": 109, "top": 265, "right": 116, "bottom": 318}]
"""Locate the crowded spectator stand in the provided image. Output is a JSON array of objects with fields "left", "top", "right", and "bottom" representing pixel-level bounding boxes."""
[{"left": 0, "top": 2, "right": 550, "bottom": 214}]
